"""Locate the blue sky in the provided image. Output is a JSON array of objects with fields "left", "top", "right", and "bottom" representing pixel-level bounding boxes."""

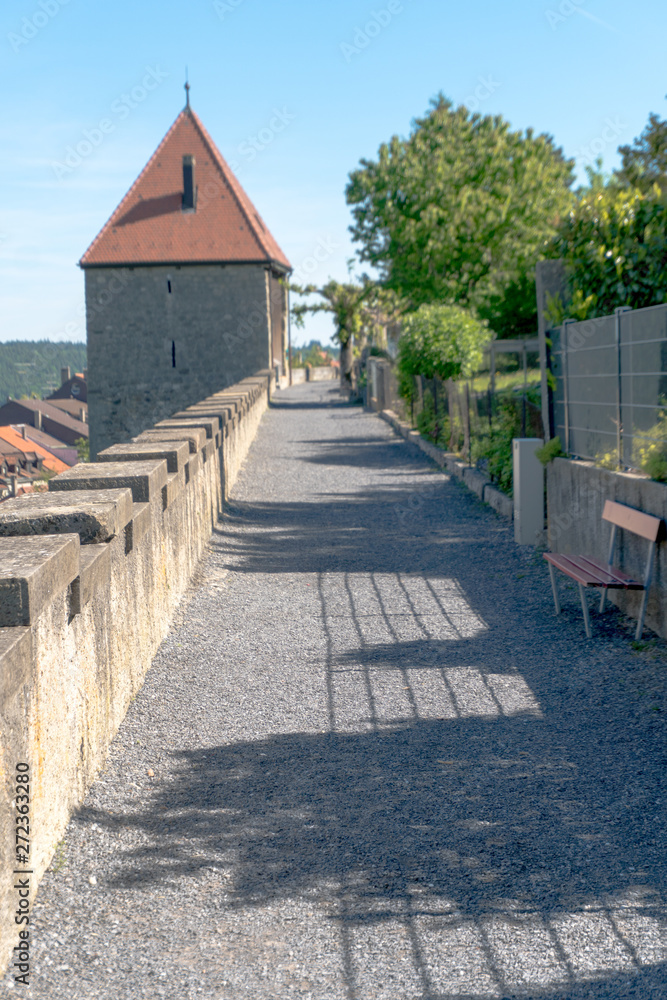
[{"left": 0, "top": 0, "right": 665, "bottom": 347}]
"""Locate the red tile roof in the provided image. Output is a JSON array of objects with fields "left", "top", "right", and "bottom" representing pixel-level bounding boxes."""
[
  {"left": 0, "top": 427, "right": 69, "bottom": 474},
  {"left": 80, "top": 107, "right": 290, "bottom": 270}
]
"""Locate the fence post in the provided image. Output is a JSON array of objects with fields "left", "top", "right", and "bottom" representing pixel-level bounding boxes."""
[
  {"left": 461, "top": 383, "right": 470, "bottom": 462},
  {"left": 467, "top": 381, "right": 472, "bottom": 466},
  {"left": 562, "top": 319, "right": 572, "bottom": 455},
  {"left": 433, "top": 377, "right": 439, "bottom": 444},
  {"left": 447, "top": 380, "right": 457, "bottom": 452},
  {"left": 614, "top": 306, "right": 632, "bottom": 470}
]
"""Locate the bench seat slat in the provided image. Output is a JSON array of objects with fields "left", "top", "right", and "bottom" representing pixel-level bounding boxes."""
[{"left": 543, "top": 552, "right": 644, "bottom": 590}]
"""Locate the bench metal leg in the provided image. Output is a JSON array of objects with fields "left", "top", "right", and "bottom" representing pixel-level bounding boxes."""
[
  {"left": 636, "top": 590, "right": 649, "bottom": 641},
  {"left": 579, "top": 583, "right": 592, "bottom": 638},
  {"left": 599, "top": 587, "right": 608, "bottom": 613},
  {"left": 636, "top": 541, "right": 657, "bottom": 641},
  {"left": 548, "top": 563, "right": 561, "bottom": 614}
]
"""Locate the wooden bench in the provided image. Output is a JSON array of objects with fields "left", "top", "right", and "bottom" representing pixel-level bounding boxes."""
[{"left": 543, "top": 500, "right": 663, "bottom": 639}]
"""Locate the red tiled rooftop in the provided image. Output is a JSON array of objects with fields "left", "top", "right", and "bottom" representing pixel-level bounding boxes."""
[
  {"left": 0, "top": 427, "right": 69, "bottom": 474},
  {"left": 80, "top": 107, "right": 291, "bottom": 270}
]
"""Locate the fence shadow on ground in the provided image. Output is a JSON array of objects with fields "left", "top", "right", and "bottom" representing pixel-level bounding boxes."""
[{"left": 80, "top": 714, "right": 667, "bottom": 999}]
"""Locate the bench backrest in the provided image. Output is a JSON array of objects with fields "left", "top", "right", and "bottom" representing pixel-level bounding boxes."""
[{"left": 602, "top": 500, "right": 663, "bottom": 542}]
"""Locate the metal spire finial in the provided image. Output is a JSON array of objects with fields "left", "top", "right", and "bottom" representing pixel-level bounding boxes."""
[{"left": 184, "top": 68, "right": 190, "bottom": 110}]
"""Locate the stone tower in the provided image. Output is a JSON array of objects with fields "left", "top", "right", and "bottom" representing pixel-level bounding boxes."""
[{"left": 80, "top": 103, "right": 291, "bottom": 458}]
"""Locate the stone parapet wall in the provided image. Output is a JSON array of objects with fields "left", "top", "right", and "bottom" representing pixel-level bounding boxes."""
[
  {"left": 0, "top": 370, "right": 273, "bottom": 973},
  {"left": 546, "top": 457, "right": 667, "bottom": 637}
]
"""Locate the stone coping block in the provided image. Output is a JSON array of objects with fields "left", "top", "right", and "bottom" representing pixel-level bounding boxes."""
[
  {"left": 0, "top": 488, "right": 133, "bottom": 544},
  {"left": 78, "top": 543, "right": 112, "bottom": 609},
  {"left": 125, "top": 503, "right": 151, "bottom": 553},
  {"left": 169, "top": 413, "right": 221, "bottom": 433},
  {"left": 157, "top": 417, "right": 217, "bottom": 440},
  {"left": 186, "top": 451, "right": 202, "bottom": 482},
  {"left": 162, "top": 472, "right": 184, "bottom": 510},
  {"left": 0, "top": 626, "right": 31, "bottom": 703},
  {"left": 98, "top": 441, "right": 190, "bottom": 475},
  {"left": 135, "top": 428, "right": 206, "bottom": 454},
  {"left": 203, "top": 439, "right": 215, "bottom": 463},
  {"left": 50, "top": 460, "right": 167, "bottom": 504},
  {"left": 185, "top": 403, "right": 235, "bottom": 421},
  {"left": 0, "top": 535, "right": 80, "bottom": 626}
]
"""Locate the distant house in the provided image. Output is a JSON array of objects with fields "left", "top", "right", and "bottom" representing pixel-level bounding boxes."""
[
  {"left": 0, "top": 399, "right": 88, "bottom": 448},
  {"left": 11, "top": 424, "right": 78, "bottom": 467},
  {"left": 80, "top": 98, "right": 292, "bottom": 457},
  {"left": 0, "top": 426, "right": 69, "bottom": 499},
  {"left": 46, "top": 367, "right": 88, "bottom": 422}
]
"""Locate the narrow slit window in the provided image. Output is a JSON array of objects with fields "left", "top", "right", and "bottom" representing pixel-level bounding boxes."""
[
  {"left": 171, "top": 341, "right": 176, "bottom": 368},
  {"left": 167, "top": 280, "right": 172, "bottom": 293}
]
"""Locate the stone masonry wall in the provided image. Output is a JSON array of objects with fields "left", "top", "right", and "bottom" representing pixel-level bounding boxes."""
[
  {"left": 0, "top": 370, "right": 273, "bottom": 975},
  {"left": 86, "top": 264, "right": 272, "bottom": 458}
]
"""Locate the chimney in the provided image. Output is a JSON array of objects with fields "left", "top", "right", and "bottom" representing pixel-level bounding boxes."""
[
  {"left": 61, "top": 366, "right": 71, "bottom": 384},
  {"left": 182, "top": 155, "right": 196, "bottom": 211},
  {"left": 21, "top": 425, "right": 27, "bottom": 439},
  {"left": 33, "top": 409, "right": 42, "bottom": 431},
  {"left": 79, "top": 407, "right": 86, "bottom": 422}
]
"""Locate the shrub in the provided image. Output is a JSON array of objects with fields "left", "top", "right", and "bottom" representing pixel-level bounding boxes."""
[{"left": 397, "top": 304, "right": 491, "bottom": 404}]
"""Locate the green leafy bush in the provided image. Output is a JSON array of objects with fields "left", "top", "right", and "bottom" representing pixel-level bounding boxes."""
[
  {"left": 396, "top": 304, "right": 491, "bottom": 404},
  {"left": 547, "top": 183, "right": 667, "bottom": 320},
  {"left": 415, "top": 386, "right": 450, "bottom": 448},
  {"left": 535, "top": 436, "right": 565, "bottom": 465},
  {"left": 634, "top": 411, "right": 667, "bottom": 482}
]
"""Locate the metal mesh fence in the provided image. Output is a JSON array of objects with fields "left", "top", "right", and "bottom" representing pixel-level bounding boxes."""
[{"left": 550, "top": 303, "right": 667, "bottom": 469}]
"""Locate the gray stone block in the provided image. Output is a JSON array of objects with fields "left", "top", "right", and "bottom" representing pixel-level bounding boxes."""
[
  {"left": 186, "top": 451, "right": 202, "bottom": 482},
  {"left": 169, "top": 414, "right": 221, "bottom": 435},
  {"left": 0, "top": 535, "right": 80, "bottom": 626},
  {"left": 463, "top": 467, "right": 491, "bottom": 499},
  {"left": 98, "top": 440, "right": 190, "bottom": 475},
  {"left": 78, "top": 543, "right": 112, "bottom": 608},
  {"left": 0, "top": 489, "right": 132, "bottom": 544},
  {"left": 135, "top": 428, "right": 206, "bottom": 453},
  {"left": 50, "top": 460, "right": 167, "bottom": 504},
  {"left": 125, "top": 503, "right": 151, "bottom": 553},
  {"left": 484, "top": 484, "right": 514, "bottom": 520},
  {"left": 162, "top": 472, "right": 184, "bottom": 510},
  {"left": 0, "top": 626, "right": 32, "bottom": 704}
]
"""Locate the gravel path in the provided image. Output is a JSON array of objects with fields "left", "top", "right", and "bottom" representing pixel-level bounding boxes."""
[{"left": 3, "top": 381, "right": 666, "bottom": 1000}]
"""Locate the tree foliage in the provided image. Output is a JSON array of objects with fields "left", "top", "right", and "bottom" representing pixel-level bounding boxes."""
[
  {"left": 290, "top": 279, "right": 400, "bottom": 381},
  {"left": 396, "top": 304, "right": 491, "bottom": 400},
  {"left": 345, "top": 95, "right": 575, "bottom": 336},
  {"left": 616, "top": 111, "right": 667, "bottom": 194},
  {"left": 546, "top": 182, "right": 667, "bottom": 322},
  {"left": 0, "top": 341, "right": 87, "bottom": 401}
]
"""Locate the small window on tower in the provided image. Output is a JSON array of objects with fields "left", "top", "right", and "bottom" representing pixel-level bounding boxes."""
[
  {"left": 167, "top": 280, "right": 172, "bottom": 293},
  {"left": 171, "top": 341, "right": 176, "bottom": 368}
]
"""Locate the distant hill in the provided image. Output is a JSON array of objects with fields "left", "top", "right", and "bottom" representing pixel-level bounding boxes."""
[{"left": 0, "top": 341, "right": 87, "bottom": 402}]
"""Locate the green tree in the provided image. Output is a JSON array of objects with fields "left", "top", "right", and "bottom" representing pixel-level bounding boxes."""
[
  {"left": 290, "top": 279, "right": 396, "bottom": 384},
  {"left": 396, "top": 303, "right": 491, "bottom": 402},
  {"left": 74, "top": 437, "right": 89, "bottom": 462},
  {"left": 345, "top": 95, "right": 575, "bottom": 336},
  {"left": 546, "top": 182, "right": 667, "bottom": 321},
  {"left": 616, "top": 109, "right": 667, "bottom": 194}
]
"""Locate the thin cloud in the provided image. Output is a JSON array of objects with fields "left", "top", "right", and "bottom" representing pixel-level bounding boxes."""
[{"left": 574, "top": 7, "right": 621, "bottom": 34}]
